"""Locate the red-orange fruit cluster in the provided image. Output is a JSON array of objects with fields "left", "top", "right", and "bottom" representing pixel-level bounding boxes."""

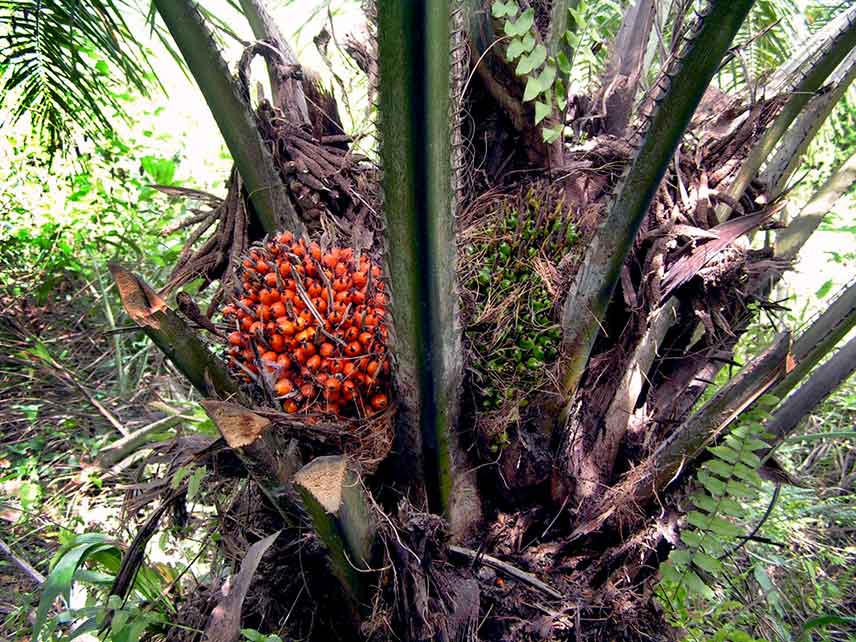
[{"left": 222, "top": 231, "right": 390, "bottom": 418}]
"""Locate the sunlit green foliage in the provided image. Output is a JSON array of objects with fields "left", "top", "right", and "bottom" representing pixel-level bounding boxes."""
[
  {"left": 33, "top": 532, "right": 171, "bottom": 642},
  {"left": 0, "top": 0, "right": 158, "bottom": 151},
  {"left": 660, "top": 289, "right": 856, "bottom": 640},
  {"left": 492, "top": 0, "right": 577, "bottom": 142}
]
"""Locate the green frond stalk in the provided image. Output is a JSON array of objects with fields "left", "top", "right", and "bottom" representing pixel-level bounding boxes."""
[
  {"left": 666, "top": 279, "right": 856, "bottom": 469},
  {"left": 764, "top": 5, "right": 855, "bottom": 95},
  {"left": 153, "top": 0, "right": 304, "bottom": 236},
  {"left": 766, "top": 278, "right": 856, "bottom": 403},
  {"left": 376, "top": 1, "right": 473, "bottom": 525},
  {"left": 650, "top": 331, "right": 791, "bottom": 496},
  {"left": 775, "top": 150, "right": 856, "bottom": 261},
  {"left": 628, "top": 278, "right": 856, "bottom": 509},
  {"left": 760, "top": 49, "right": 856, "bottom": 196},
  {"left": 661, "top": 280, "right": 856, "bottom": 483},
  {"left": 559, "top": 0, "right": 756, "bottom": 401},
  {"left": 716, "top": 4, "right": 856, "bottom": 222},
  {"left": 764, "top": 334, "right": 856, "bottom": 445},
  {"left": 591, "top": 331, "right": 792, "bottom": 525},
  {"left": 109, "top": 264, "right": 241, "bottom": 400}
]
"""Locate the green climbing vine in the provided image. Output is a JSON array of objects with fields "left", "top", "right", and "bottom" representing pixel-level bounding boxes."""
[
  {"left": 659, "top": 395, "right": 781, "bottom": 602},
  {"left": 492, "top": 1, "right": 587, "bottom": 143}
]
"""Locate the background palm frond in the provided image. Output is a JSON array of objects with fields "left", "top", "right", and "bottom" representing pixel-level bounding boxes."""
[
  {"left": 0, "top": 0, "right": 161, "bottom": 151},
  {"left": 567, "top": 0, "right": 625, "bottom": 90},
  {"left": 716, "top": 0, "right": 854, "bottom": 94}
]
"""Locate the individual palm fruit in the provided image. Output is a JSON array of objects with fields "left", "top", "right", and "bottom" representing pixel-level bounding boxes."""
[{"left": 221, "top": 231, "right": 390, "bottom": 418}]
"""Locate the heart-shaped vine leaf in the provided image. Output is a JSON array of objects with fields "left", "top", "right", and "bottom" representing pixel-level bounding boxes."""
[
  {"left": 542, "top": 125, "right": 562, "bottom": 143},
  {"left": 536, "top": 64, "right": 557, "bottom": 92},
  {"left": 491, "top": 1, "right": 518, "bottom": 19},
  {"left": 556, "top": 78, "right": 568, "bottom": 110},
  {"left": 569, "top": 5, "right": 586, "bottom": 27},
  {"left": 522, "top": 63, "right": 556, "bottom": 102},
  {"left": 506, "top": 38, "right": 526, "bottom": 61},
  {"left": 516, "top": 43, "right": 547, "bottom": 76},
  {"left": 504, "top": 8, "right": 534, "bottom": 37},
  {"left": 557, "top": 51, "right": 572, "bottom": 76},
  {"left": 534, "top": 99, "right": 552, "bottom": 125},
  {"left": 565, "top": 30, "right": 580, "bottom": 48},
  {"left": 523, "top": 77, "right": 540, "bottom": 102}
]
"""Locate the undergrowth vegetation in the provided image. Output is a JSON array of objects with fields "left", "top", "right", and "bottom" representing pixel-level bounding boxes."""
[
  {"left": 655, "top": 375, "right": 856, "bottom": 641},
  {"left": 654, "top": 297, "right": 856, "bottom": 641},
  {"left": 0, "top": 61, "right": 232, "bottom": 642}
]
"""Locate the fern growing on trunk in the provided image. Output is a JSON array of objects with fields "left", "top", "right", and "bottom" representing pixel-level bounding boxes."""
[{"left": 659, "top": 395, "right": 780, "bottom": 600}]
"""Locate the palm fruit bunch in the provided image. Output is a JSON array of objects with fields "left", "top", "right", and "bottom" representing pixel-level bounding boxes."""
[
  {"left": 461, "top": 186, "right": 580, "bottom": 415},
  {"left": 221, "top": 231, "right": 390, "bottom": 418}
]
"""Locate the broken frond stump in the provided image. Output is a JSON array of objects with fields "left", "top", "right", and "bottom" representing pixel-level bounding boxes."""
[
  {"left": 202, "top": 400, "right": 303, "bottom": 525},
  {"left": 109, "top": 264, "right": 241, "bottom": 400},
  {"left": 294, "top": 455, "right": 377, "bottom": 616}
]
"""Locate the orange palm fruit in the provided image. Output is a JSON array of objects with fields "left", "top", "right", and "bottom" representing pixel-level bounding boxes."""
[
  {"left": 370, "top": 393, "right": 388, "bottom": 411},
  {"left": 345, "top": 342, "right": 362, "bottom": 357},
  {"left": 275, "top": 379, "right": 294, "bottom": 396},
  {"left": 223, "top": 233, "right": 392, "bottom": 417},
  {"left": 276, "top": 354, "right": 292, "bottom": 369}
]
